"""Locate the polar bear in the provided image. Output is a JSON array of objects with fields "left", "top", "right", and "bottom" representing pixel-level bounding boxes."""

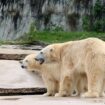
[
  {"left": 20, "top": 54, "right": 87, "bottom": 96},
  {"left": 20, "top": 53, "right": 60, "bottom": 96},
  {"left": 35, "top": 38, "right": 105, "bottom": 98}
]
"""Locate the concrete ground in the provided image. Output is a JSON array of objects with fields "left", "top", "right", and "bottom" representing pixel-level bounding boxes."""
[
  {"left": 0, "top": 60, "right": 44, "bottom": 88},
  {"left": 0, "top": 95, "right": 105, "bottom": 105}
]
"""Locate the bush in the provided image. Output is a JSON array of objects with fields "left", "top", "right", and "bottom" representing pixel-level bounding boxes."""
[
  {"left": 93, "top": 19, "right": 102, "bottom": 32},
  {"left": 83, "top": 0, "right": 105, "bottom": 32},
  {"left": 82, "top": 16, "right": 90, "bottom": 31}
]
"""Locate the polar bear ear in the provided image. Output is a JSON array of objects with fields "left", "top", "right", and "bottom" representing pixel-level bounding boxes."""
[{"left": 19, "top": 60, "right": 23, "bottom": 64}]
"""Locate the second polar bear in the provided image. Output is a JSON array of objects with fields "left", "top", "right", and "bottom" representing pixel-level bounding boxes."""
[{"left": 20, "top": 53, "right": 60, "bottom": 96}]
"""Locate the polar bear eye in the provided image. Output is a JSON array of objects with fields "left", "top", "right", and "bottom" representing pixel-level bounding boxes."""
[
  {"left": 26, "top": 60, "right": 28, "bottom": 62},
  {"left": 40, "top": 52, "right": 43, "bottom": 54},
  {"left": 50, "top": 49, "right": 53, "bottom": 52}
]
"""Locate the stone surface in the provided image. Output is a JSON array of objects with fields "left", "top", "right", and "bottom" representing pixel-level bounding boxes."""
[
  {"left": 0, "top": 95, "right": 105, "bottom": 105},
  {"left": 0, "top": 48, "right": 39, "bottom": 60},
  {"left": 0, "top": 60, "right": 45, "bottom": 88},
  {"left": 0, "top": 45, "right": 43, "bottom": 50}
]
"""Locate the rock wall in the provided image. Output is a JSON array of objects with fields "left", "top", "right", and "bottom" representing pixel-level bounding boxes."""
[
  {"left": 0, "top": 0, "right": 103, "bottom": 40},
  {"left": 0, "top": 0, "right": 32, "bottom": 40}
]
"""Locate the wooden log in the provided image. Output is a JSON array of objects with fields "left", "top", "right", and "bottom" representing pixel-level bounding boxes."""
[{"left": 0, "top": 88, "right": 47, "bottom": 96}]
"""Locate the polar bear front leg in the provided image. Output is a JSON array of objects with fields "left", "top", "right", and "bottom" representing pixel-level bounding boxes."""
[
  {"left": 81, "top": 71, "right": 104, "bottom": 98},
  {"left": 55, "top": 73, "right": 73, "bottom": 97},
  {"left": 42, "top": 75, "right": 58, "bottom": 96},
  {"left": 43, "top": 81, "right": 58, "bottom": 96}
]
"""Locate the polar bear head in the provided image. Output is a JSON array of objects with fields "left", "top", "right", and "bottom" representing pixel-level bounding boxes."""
[
  {"left": 35, "top": 44, "right": 62, "bottom": 64},
  {"left": 20, "top": 54, "right": 41, "bottom": 72}
]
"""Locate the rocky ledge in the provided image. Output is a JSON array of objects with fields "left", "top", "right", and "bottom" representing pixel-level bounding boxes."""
[{"left": 0, "top": 45, "right": 43, "bottom": 60}]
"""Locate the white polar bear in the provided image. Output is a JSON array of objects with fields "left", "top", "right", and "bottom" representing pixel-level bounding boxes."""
[{"left": 35, "top": 38, "right": 105, "bottom": 98}]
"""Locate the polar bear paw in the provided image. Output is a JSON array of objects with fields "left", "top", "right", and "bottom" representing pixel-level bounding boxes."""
[
  {"left": 43, "top": 92, "right": 55, "bottom": 96},
  {"left": 55, "top": 92, "right": 69, "bottom": 97},
  {"left": 100, "top": 92, "right": 105, "bottom": 97},
  {"left": 55, "top": 93, "right": 62, "bottom": 97},
  {"left": 81, "top": 92, "right": 99, "bottom": 98}
]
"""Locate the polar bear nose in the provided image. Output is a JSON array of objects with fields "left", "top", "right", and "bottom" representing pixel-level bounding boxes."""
[
  {"left": 35, "top": 57, "right": 45, "bottom": 64},
  {"left": 35, "top": 58, "right": 39, "bottom": 61},
  {"left": 21, "top": 65, "right": 25, "bottom": 68},
  {"left": 35, "top": 53, "right": 45, "bottom": 64},
  {"left": 21, "top": 65, "right": 27, "bottom": 69}
]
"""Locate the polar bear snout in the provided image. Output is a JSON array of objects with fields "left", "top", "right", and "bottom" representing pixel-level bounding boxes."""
[
  {"left": 35, "top": 53, "right": 45, "bottom": 64},
  {"left": 19, "top": 60, "right": 27, "bottom": 69},
  {"left": 21, "top": 65, "right": 26, "bottom": 69},
  {"left": 35, "top": 57, "right": 45, "bottom": 65},
  {"left": 20, "top": 63, "right": 27, "bottom": 69}
]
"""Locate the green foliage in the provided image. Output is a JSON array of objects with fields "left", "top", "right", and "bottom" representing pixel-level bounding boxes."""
[
  {"left": 93, "top": 19, "right": 103, "bottom": 32},
  {"left": 1, "top": 31, "right": 105, "bottom": 45},
  {"left": 93, "top": 0, "right": 103, "bottom": 19},
  {"left": 82, "top": 16, "right": 90, "bottom": 31},
  {"left": 52, "top": 26, "right": 64, "bottom": 32},
  {"left": 43, "top": 25, "right": 64, "bottom": 32},
  {"left": 83, "top": 0, "right": 105, "bottom": 32},
  {"left": 29, "top": 22, "right": 36, "bottom": 34},
  {"left": 17, "top": 31, "right": 105, "bottom": 44}
]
